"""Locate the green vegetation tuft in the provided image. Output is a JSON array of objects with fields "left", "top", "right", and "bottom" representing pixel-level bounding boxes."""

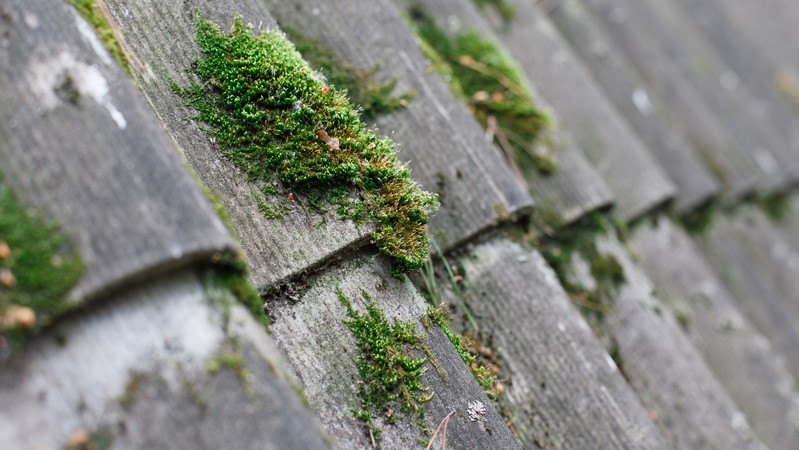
[
  {"left": 175, "top": 17, "right": 436, "bottom": 277},
  {"left": 473, "top": 0, "right": 517, "bottom": 24},
  {"left": 758, "top": 192, "right": 791, "bottom": 223},
  {"left": 67, "top": 0, "right": 132, "bottom": 76},
  {"left": 202, "top": 252, "right": 268, "bottom": 330},
  {"left": 282, "top": 25, "right": 413, "bottom": 121},
  {"left": 0, "top": 178, "right": 83, "bottom": 352},
  {"left": 337, "top": 289, "right": 430, "bottom": 442},
  {"left": 680, "top": 202, "right": 717, "bottom": 236},
  {"left": 409, "top": 7, "right": 554, "bottom": 174}
]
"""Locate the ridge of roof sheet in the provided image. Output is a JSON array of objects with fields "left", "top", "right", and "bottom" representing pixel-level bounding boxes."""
[
  {"left": 633, "top": 218, "right": 799, "bottom": 450},
  {"left": 0, "top": 0, "right": 237, "bottom": 303},
  {"left": 546, "top": 0, "right": 720, "bottom": 213},
  {"left": 438, "top": 0, "right": 676, "bottom": 222},
  {"left": 99, "top": 0, "right": 376, "bottom": 292},
  {"left": 262, "top": 0, "right": 534, "bottom": 253}
]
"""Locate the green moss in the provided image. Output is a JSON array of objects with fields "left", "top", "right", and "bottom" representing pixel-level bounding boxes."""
[
  {"left": 175, "top": 17, "right": 436, "bottom": 277},
  {"left": 0, "top": 178, "right": 83, "bottom": 352},
  {"left": 66, "top": 0, "right": 132, "bottom": 76},
  {"left": 680, "top": 202, "right": 717, "bottom": 236},
  {"left": 282, "top": 25, "right": 413, "bottom": 120},
  {"left": 337, "top": 289, "right": 430, "bottom": 442},
  {"left": 472, "top": 0, "right": 517, "bottom": 24},
  {"left": 202, "top": 252, "right": 268, "bottom": 331},
  {"left": 758, "top": 192, "right": 791, "bottom": 223},
  {"left": 118, "top": 371, "right": 147, "bottom": 411},
  {"left": 207, "top": 345, "right": 255, "bottom": 399},
  {"left": 409, "top": 7, "right": 554, "bottom": 175}
]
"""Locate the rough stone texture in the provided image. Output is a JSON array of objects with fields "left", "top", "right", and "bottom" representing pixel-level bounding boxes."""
[
  {"left": 633, "top": 218, "right": 799, "bottom": 450},
  {"left": 449, "top": 237, "right": 667, "bottom": 449},
  {"left": 262, "top": 0, "right": 534, "bottom": 251},
  {"left": 0, "top": 0, "right": 237, "bottom": 302},
  {"left": 571, "top": 1, "right": 761, "bottom": 202},
  {"left": 698, "top": 206, "right": 799, "bottom": 379},
  {"left": 0, "top": 269, "right": 329, "bottom": 450},
  {"left": 267, "top": 252, "right": 519, "bottom": 450},
  {"left": 100, "top": 0, "right": 372, "bottom": 292},
  {"left": 546, "top": 0, "right": 719, "bottom": 212},
  {"left": 585, "top": 234, "right": 765, "bottom": 450},
  {"left": 410, "top": 0, "right": 676, "bottom": 221}
]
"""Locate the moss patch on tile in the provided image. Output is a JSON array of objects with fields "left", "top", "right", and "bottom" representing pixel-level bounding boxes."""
[
  {"left": 472, "top": 0, "right": 517, "bottom": 24},
  {"left": 282, "top": 25, "right": 413, "bottom": 121},
  {"left": 0, "top": 179, "right": 83, "bottom": 353},
  {"left": 202, "top": 252, "right": 268, "bottom": 331},
  {"left": 67, "top": 0, "right": 132, "bottom": 76},
  {"left": 409, "top": 7, "right": 554, "bottom": 175},
  {"left": 175, "top": 17, "right": 436, "bottom": 277},
  {"left": 337, "top": 289, "right": 431, "bottom": 444}
]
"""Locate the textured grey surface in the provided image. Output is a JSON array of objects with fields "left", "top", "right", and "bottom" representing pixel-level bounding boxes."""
[
  {"left": 425, "top": 0, "right": 676, "bottom": 221},
  {"left": 579, "top": 0, "right": 795, "bottom": 197},
  {"left": 263, "top": 0, "right": 534, "bottom": 251},
  {"left": 451, "top": 237, "right": 667, "bottom": 449},
  {"left": 0, "top": 269, "right": 329, "bottom": 450},
  {"left": 546, "top": 0, "right": 719, "bottom": 212},
  {"left": 267, "top": 252, "right": 519, "bottom": 450},
  {"left": 633, "top": 218, "right": 799, "bottom": 450},
  {"left": 0, "top": 0, "right": 237, "bottom": 302},
  {"left": 698, "top": 206, "right": 799, "bottom": 379},
  {"left": 587, "top": 235, "right": 765, "bottom": 450},
  {"left": 100, "top": 0, "right": 372, "bottom": 292}
]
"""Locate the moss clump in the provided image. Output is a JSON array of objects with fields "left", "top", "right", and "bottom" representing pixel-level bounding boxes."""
[
  {"left": 202, "top": 252, "right": 268, "bottom": 330},
  {"left": 337, "top": 289, "right": 430, "bottom": 443},
  {"left": 0, "top": 179, "right": 83, "bottom": 352},
  {"left": 282, "top": 25, "right": 413, "bottom": 121},
  {"left": 538, "top": 213, "right": 625, "bottom": 317},
  {"left": 680, "top": 202, "right": 717, "bottom": 236},
  {"left": 409, "top": 7, "right": 554, "bottom": 174},
  {"left": 758, "top": 192, "right": 791, "bottom": 223},
  {"left": 67, "top": 0, "right": 132, "bottom": 76},
  {"left": 472, "top": 0, "right": 517, "bottom": 24},
  {"left": 175, "top": 17, "right": 436, "bottom": 277},
  {"left": 207, "top": 344, "right": 255, "bottom": 399}
]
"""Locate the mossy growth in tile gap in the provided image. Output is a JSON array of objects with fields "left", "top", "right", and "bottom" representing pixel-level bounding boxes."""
[
  {"left": 337, "top": 289, "right": 431, "bottom": 445},
  {"left": 174, "top": 17, "right": 437, "bottom": 277},
  {"left": 67, "top": 0, "right": 132, "bottom": 76},
  {"left": 472, "top": 0, "right": 517, "bottom": 24},
  {"left": 281, "top": 25, "right": 413, "bottom": 121},
  {"left": 0, "top": 176, "right": 83, "bottom": 354},
  {"left": 408, "top": 6, "right": 555, "bottom": 175},
  {"left": 537, "top": 213, "right": 625, "bottom": 320}
]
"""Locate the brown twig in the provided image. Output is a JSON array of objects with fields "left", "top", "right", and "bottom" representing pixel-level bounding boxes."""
[{"left": 426, "top": 409, "right": 457, "bottom": 450}]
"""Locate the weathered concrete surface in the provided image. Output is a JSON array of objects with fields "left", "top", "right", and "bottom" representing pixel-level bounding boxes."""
[
  {"left": 263, "top": 0, "right": 534, "bottom": 252},
  {"left": 574, "top": 0, "right": 771, "bottom": 201},
  {"left": 448, "top": 237, "right": 667, "bottom": 449},
  {"left": 0, "top": 0, "right": 237, "bottom": 302},
  {"left": 100, "top": 0, "right": 372, "bottom": 292},
  {"left": 0, "top": 269, "right": 329, "bottom": 450},
  {"left": 546, "top": 0, "right": 719, "bottom": 212},
  {"left": 266, "top": 252, "right": 519, "bottom": 449},
  {"left": 633, "top": 218, "right": 799, "bottom": 450},
  {"left": 582, "top": 234, "right": 765, "bottom": 450},
  {"left": 409, "top": 0, "right": 676, "bottom": 221},
  {"left": 698, "top": 206, "right": 799, "bottom": 379}
]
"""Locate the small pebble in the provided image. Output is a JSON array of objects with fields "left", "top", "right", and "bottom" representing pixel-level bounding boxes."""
[
  {"left": 0, "top": 268, "right": 15, "bottom": 288},
  {"left": 0, "top": 305, "right": 36, "bottom": 329},
  {"left": 0, "top": 241, "right": 9, "bottom": 260}
]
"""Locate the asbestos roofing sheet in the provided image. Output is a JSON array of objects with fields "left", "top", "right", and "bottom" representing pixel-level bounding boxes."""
[
  {"left": 546, "top": 0, "right": 719, "bottom": 213},
  {"left": 632, "top": 218, "right": 799, "bottom": 450},
  {"left": 391, "top": 0, "right": 616, "bottom": 230},
  {"left": 0, "top": 0, "right": 237, "bottom": 302},
  {"left": 580, "top": 0, "right": 796, "bottom": 196},
  {"left": 99, "top": 0, "right": 372, "bottom": 292},
  {"left": 592, "top": 235, "right": 765, "bottom": 450},
  {"left": 266, "top": 252, "right": 520, "bottom": 449},
  {"left": 698, "top": 206, "right": 799, "bottom": 379},
  {"left": 0, "top": 269, "right": 328, "bottom": 450},
  {"left": 451, "top": 237, "right": 667, "bottom": 449},
  {"left": 460, "top": 0, "right": 677, "bottom": 221},
  {"left": 262, "top": 0, "right": 534, "bottom": 251}
]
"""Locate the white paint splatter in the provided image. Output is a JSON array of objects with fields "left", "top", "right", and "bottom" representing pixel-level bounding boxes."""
[{"left": 632, "top": 88, "right": 653, "bottom": 116}]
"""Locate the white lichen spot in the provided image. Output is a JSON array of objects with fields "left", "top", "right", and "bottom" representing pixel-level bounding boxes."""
[
  {"left": 557, "top": 322, "right": 566, "bottom": 333},
  {"left": 632, "top": 88, "right": 653, "bottom": 116},
  {"left": 467, "top": 400, "right": 486, "bottom": 422},
  {"left": 605, "top": 353, "right": 618, "bottom": 371},
  {"left": 23, "top": 11, "right": 39, "bottom": 29},
  {"left": 730, "top": 412, "right": 747, "bottom": 431},
  {"left": 28, "top": 50, "right": 127, "bottom": 129},
  {"left": 73, "top": 10, "right": 113, "bottom": 66}
]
